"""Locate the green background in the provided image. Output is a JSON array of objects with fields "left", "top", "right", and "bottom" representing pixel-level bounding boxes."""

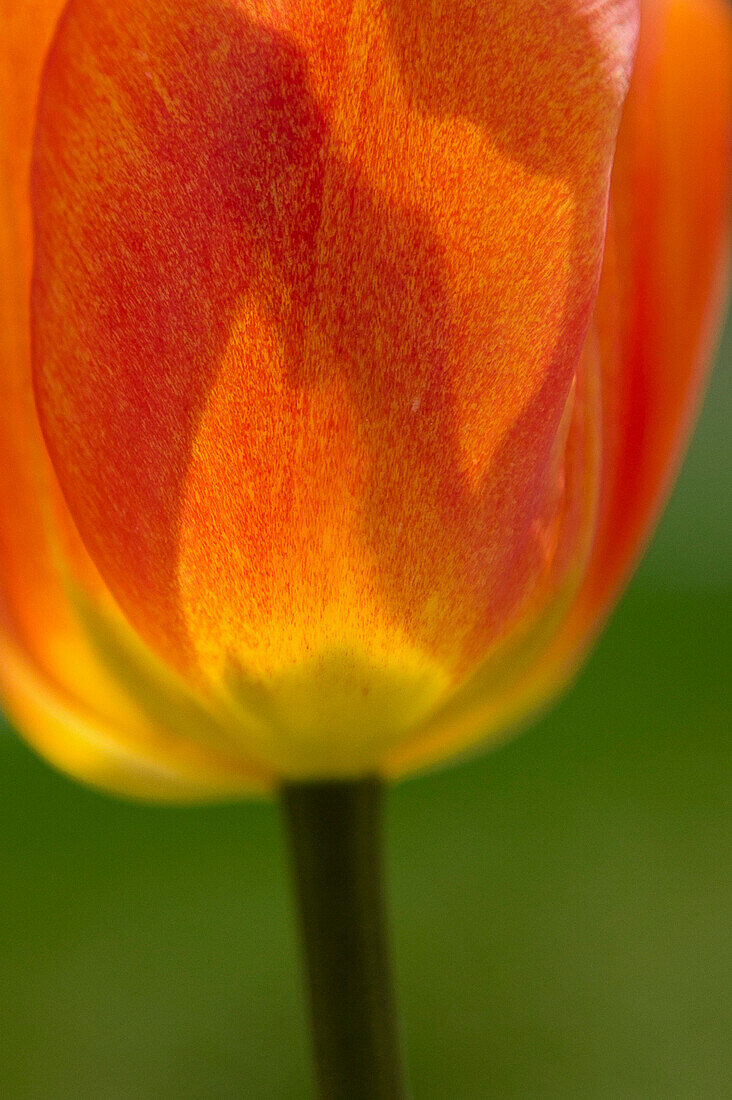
[{"left": 1, "top": 318, "right": 730, "bottom": 1098}]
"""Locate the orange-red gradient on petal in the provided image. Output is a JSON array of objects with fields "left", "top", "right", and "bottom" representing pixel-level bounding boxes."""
[
  {"left": 0, "top": 0, "right": 271, "bottom": 796},
  {"left": 28, "top": 0, "right": 637, "bottom": 775},
  {"left": 387, "top": 0, "right": 732, "bottom": 775},
  {"left": 581, "top": 0, "right": 731, "bottom": 623}
]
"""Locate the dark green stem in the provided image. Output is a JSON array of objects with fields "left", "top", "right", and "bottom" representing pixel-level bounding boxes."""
[{"left": 281, "top": 778, "right": 405, "bottom": 1100}]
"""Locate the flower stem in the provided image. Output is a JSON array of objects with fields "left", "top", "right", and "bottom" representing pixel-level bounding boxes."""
[{"left": 281, "top": 778, "right": 405, "bottom": 1099}]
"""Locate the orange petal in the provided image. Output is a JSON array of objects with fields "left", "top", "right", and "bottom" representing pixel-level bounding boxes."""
[
  {"left": 388, "top": 0, "right": 732, "bottom": 776},
  {"left": 1, "top": 0, "right": 269, "bottom": 797},
  {"left": 30, "top": 0, "right": 637, "bottom": 776},
  {"left": 577, "top": 0, "right": 732, "bottom": 624},
  {"left": 1, "top": 0, "right": 70, "bottom": 694}
]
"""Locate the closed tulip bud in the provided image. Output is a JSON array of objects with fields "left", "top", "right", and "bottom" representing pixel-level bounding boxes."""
[{"left": 0, "top": 0, "right": 729, "bottom": 799}]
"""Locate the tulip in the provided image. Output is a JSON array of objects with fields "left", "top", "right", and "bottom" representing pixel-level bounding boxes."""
[
  {"left": 1, "top": 0, "right": 730, "bottom": 1093},
  {"left": 1, "top": 0, "right": 729, "bottom": 795}
]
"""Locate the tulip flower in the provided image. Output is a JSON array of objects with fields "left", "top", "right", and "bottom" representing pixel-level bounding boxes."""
[
  {"left": 0, "top": 0, "right": 728, "bottom": 794},
  {"left": 1, "top": 0, "right": 729, "bottom": 1094}
]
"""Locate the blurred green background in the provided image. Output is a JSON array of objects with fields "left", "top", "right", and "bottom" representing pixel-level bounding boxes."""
[{"left": 1, "top": 319, "right": 730, "bottom": 1098}]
